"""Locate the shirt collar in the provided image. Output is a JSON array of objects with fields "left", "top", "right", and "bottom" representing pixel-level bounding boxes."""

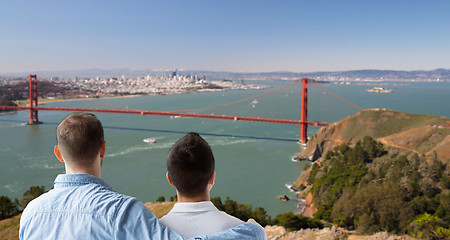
[
  {"left": 170, "top": 201, "right": 218, "bottom": 213},
  {"left": 54, "top": 173, "right": 113, "bottom": 190}
]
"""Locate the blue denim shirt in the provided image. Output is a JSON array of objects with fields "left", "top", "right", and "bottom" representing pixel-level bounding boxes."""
[{"left": 19, "top": 174, "right": 265, "bottom": 240}]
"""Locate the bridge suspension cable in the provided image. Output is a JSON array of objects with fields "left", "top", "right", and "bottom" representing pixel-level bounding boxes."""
[
  {"left": 175, "top": 79, "right": 302, "bottom": 112},
  {"left": 86, "top": 80, "right": 301, "bottom": 113},
  {"left": 86, "top": 79, "right": 361, "bottom": 115},
  {"left": 308, "top": 80, "right": 363, "bottom": 111},
  {"left": 87, "top": 99, "right": 130, "bottom": 110}
]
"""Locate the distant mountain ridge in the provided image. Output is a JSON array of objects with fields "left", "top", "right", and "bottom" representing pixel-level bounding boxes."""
[{"left": 2, "top": 68, "right": 449, "bottom": 82}]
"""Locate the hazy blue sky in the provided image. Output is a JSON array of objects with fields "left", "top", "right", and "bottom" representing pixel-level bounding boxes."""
[{"left": 1, "top": 0, "right": 449, "bottom": 73}]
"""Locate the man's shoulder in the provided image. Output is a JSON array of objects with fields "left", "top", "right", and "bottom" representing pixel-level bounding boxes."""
[
  {"left": 21, "top": 189, "right": 56, "bottom": 217},
  {"left": 217, "top": 210, "right": 245, "bottom": 223},
  {"left": 159, "top": 201, "right": 248, "bottom": 238},
  {"left": 78, "top": 183, "right": 145, "bottom": 214},
  {"left": 20, "top": 184, "right": 160, "bottom": 239},
  {"left": 22, "top": 183, "right": 142, "bottom": 218},
  {"left": 194, "top": 222, "right": 266, "bottom": 240}
]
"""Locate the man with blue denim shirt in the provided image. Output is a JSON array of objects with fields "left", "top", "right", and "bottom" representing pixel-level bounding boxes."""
[{"left": 20, "top": 113, "right": 264, "bottom": 239}]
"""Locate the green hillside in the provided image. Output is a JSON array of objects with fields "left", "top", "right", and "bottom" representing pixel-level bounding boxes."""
[
  {"left": 298, "top": 109, "right": 450, "bottom": 162},
  {"left": 341, "top": 109, "right": 448, "bottom": 139},
  {"left": 0, "top": 215, "right": 19, "bottom": 240},
  {"left": 293, "top": 109, "right": 450, "bottom": 239},
  {"left": 301, "top": 137, "right": 449, "bottom": 238}
]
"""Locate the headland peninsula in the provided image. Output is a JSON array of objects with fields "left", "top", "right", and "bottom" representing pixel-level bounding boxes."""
[{"left": 292, "top": 109, "right": 449, "bottom": 238}]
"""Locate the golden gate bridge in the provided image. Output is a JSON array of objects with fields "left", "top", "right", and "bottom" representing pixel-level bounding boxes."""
[{"left": 1, "top": 75, "right": 363, "bottom": 143}]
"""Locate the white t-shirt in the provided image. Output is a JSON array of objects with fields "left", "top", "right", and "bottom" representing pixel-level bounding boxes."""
[{"left": 159, "top": 201, "right": 245, "bottom": 238}]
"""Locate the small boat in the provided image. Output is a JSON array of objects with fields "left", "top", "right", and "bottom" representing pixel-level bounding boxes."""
[{"left": 143, "top": 138, "right": 156, "bottom": 144}]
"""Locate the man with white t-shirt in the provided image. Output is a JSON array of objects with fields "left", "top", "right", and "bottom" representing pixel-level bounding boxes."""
[{"left": 160, "top": 132, "right": 265, "bottom": 238}]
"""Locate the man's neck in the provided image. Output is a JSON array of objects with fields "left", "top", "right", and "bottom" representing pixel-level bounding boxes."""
[
  {"left": 65, "top": 164, "right": 101, "bottom": 178},
  {"left": 177, "top": 192, "right": 210, "bottom": 203}
]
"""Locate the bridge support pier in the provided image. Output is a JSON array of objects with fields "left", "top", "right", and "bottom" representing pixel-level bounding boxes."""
[
  {"left": 27, "top": 74, "right": 41, "bottom": 125},
  {"left": 300, "top": 78, "right": 308, "bottom": 143}
]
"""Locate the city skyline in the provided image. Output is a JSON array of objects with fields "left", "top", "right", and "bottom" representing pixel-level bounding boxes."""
[{"left": 1, "top": 0, "right": 449, "bottom": 74}]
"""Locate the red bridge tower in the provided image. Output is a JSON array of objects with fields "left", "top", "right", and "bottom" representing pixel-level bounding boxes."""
[
  {"left": 300, "top": 78, "right": 308, "bottom": 143},
  {"left": 28, "top": 74, "right": 41, "bottom": 124}
]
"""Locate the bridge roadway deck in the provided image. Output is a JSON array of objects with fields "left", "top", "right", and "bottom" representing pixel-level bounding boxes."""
[{"left": 1, "top": 106, "right": 328, "bottom": 126}]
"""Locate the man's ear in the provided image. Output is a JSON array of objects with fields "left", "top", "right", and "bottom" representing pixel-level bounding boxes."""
[
  {"left": 209, "top": 171, "right": 216, "bottom": 186},
  {"left": 54, "top": 145, "right": 64, "bottom": 163},
  {"left": 100, "top": 141, "right": 106, "bottom": 159},
  {"left": 166, "top": 172, "right": 175, "bottom": 187}
]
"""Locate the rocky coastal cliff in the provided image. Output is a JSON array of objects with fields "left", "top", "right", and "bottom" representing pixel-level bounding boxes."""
[{"left": 293, "top": 109, "right": 450, "bottom": 215}]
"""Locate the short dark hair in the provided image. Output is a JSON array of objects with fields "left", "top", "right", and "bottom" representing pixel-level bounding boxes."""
[
  {"left": 167, "top": 132, "right": 215, "bottom": 198},
  {"left": 57, "top": 113, "right": 104, "bottom": 165}
]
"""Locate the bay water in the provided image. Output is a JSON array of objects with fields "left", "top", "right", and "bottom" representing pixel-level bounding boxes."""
[{"left": 1, "top": 80, "right": 449, "bottom": 216}]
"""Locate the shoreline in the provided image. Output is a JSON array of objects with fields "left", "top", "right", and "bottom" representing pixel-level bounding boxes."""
[
  {"left": 299, "top": 192, "right": 315, "bottom": 217},
  {"left": 15, "top": 84, "right": 270, "bottom": 107},
  {"left": 15, "top": 94, "right": 145, "bottom": 107}
]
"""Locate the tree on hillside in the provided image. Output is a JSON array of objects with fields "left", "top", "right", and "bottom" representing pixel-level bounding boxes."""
[
  {"left": 0, "top": 98, "right": 17, "bottom": 109},
  {"left": 0, "top": 196, "right": 19, "bottom": 220},
  {"left": 252, "top": 207, "right": 270, "bottom": 226},
  {"left": 362, "top": 136, "right": 385, "bottom": 158},
  {"left": 273, "top": 212, "right": 323, "bottom": 231},
  {"left": 409, "top": 213, "right": 450, "bottom": 240},
  {"left": 155, "top": 196, "right": 165, "bottom": 202},
  {"left": 17, "top": 186, "right": 45, "bottom": 209},
  {"left": 210, "top": 196, "right": 273, "bottom": 226}
]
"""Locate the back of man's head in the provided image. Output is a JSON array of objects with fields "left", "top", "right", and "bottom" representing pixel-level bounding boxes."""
[
  {"left": 167, "top": 132, "right": 215, "bottom": 198},
  {"left": 57, "top": 113, "right": 104, "bottom": 166}
]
